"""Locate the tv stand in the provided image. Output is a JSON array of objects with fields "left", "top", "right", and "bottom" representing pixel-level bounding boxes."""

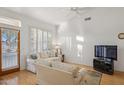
[{"left": 93, "top": 58, "right": 114, "bottom": 75}]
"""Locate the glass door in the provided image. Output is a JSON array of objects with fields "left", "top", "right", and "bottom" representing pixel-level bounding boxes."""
[{"left": 0, "top": 28, "right": 20, "bottom": 75}]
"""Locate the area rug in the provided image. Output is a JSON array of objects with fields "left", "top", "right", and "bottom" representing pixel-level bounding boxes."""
[{"left": 80, "top": 70, "right": 102, "bottom": 85}]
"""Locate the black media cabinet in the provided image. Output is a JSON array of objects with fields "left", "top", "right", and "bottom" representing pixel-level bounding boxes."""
[{"left": 93, "top": 58, "right": 114, "bottom": 75}]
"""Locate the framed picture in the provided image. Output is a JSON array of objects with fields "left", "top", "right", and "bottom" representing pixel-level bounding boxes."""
[{"left": 118, "top": 33, "right": 124, "bottom": 39}]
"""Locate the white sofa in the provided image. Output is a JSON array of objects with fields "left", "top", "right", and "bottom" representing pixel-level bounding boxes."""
[
  {"left": 35, "top": 60, "right": 81, "bottom": 85},
  {"left": 26, "top": 50, "right": 58, "bottom": 73}
]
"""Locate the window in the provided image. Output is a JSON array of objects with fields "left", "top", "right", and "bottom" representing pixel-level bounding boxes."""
[
  {"left": 77, "top": 44, "right": 83, "bottom": 57},
  {"left": 30, "top": 27, "right": 52, "bottom": 53},
  {"left": 76, "top": 35, "right": 84, "bottom": 57},
  {"left": 30, "top": 28, "right": 37, "bottom": 53},
  {"left": 37, "top": 29, "right": 42, "bottom": 52}
]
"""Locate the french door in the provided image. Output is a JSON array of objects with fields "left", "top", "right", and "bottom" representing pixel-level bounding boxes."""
[{"left": 0, "top": 27, "right": 20, "bottom": 75}]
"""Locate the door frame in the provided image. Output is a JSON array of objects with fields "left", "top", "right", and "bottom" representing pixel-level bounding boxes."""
[{"left": 0, "top": 27, "right": 20, "bottom": 76}]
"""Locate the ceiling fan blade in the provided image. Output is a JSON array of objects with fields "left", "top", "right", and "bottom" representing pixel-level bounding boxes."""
[{"left": 64, "top": 8, "right": 77, "bottom": 20}]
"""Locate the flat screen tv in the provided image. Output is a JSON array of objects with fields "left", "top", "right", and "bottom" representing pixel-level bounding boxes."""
[{"left": 95, "top": 45, "right": 117, "bottom": 60}]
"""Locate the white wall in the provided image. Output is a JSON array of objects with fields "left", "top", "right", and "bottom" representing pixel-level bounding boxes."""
[
  {"left": 57, "top": 8, "right": 124, "bottom": 71},
  {"left": 0, "top": 8, "right": 57, "bottom": 70}
]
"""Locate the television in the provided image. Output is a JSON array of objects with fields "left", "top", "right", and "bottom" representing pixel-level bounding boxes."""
[{"left": 95, "top": 45, "right": 117, "bottom": 60}]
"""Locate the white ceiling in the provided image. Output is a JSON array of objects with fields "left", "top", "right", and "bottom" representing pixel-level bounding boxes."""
[{"left": 4, "top": 7, "right": 89, "bottom": 25}]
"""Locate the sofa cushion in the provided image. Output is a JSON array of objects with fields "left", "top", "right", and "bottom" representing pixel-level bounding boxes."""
[
  {"left": 48, "top": 57, "right": 61, "bottom": 63},
  {"left": 30, "top": 54, "right": 38, "bottom": 60},
  {"left": 40, "top": 52, "right": 49, "bottom": 58},
  {"left": 36, "top": 59, "right": 52, "bottom": 67},
  {"left": 28, "top": 53, "right": 40, "bottom": 60},
  {"left": 47, "top": 50, "right": 56, "bottom": 57}
]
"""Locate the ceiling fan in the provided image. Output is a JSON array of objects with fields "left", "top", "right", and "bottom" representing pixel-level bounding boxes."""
[
  {"left": 70, "top": 7, "right": 85, "bottom": 14},
  {"left": 66, "top": 7, "right": 92, "bottom": 21}
]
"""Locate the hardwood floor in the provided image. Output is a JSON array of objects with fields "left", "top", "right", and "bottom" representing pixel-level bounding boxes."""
[
  {"left": 0, "top": 70, "right": 37, "bottom": 85},
  {"left": 0, "top": 66, "right": 124, "bottom": 85},
  {"left": 66, "top": 62, "right": 124, "bottom": 85},
  {"left": 101, "top": 71, "right": 124, "bottom": 85}
]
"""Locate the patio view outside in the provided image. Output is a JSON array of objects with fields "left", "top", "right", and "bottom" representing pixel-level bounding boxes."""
[{"left": 1, "top": 28, "right": 19, "bottom": 71}]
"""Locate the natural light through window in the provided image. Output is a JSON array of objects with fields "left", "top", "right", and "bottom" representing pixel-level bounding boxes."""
[
  {"left": 30, "top": 27, "right": 52, "bottom": 53},
  {"left": 77, "top": 44, "right": 83, "bottom": 57},
  {"left": 76, "top": 36, "right": 84, "bottom": 42}
]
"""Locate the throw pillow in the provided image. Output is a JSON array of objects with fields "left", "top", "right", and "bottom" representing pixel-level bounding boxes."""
[{"left": 30, "top": 54, "right": 37, "bottom": 60}]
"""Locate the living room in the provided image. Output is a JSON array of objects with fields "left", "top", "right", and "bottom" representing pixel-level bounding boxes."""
[{"left": 0, "top": 7, "right": 124, "bottom": 86}]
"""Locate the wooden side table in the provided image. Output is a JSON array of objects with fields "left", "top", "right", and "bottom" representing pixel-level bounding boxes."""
[{"left": 61, "top": 54, "right": 64, "bottom": 62}]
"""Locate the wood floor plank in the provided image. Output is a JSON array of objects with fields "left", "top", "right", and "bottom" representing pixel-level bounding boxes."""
[
  {"left": 0, "top": 66, "right": 124, "bottom": 85},
  {"left": 0, "top": 70, "right": 36, "bottom": 85}
]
